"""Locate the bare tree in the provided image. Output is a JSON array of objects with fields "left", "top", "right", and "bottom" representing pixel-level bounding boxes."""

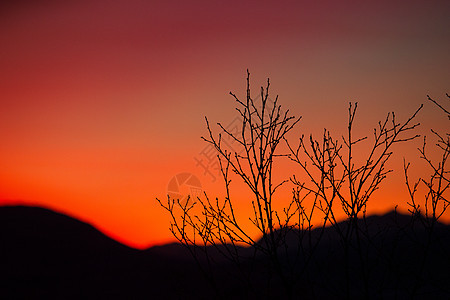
[
  {"left": 157, "top": 72, "right": 425, "bottom": 298},
  {"left": 287, "top": 102, "right": 422, "bottom": 297},
  {"left": 403, "top": 93, "right": 450, "bottom": 297},
  {"left": 158, "top": 70, "right": 303, "bottom": 298}
]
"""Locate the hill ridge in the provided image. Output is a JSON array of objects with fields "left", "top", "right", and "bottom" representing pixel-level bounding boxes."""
[{"left": 0, "top": 204, "right": 449, "bottom": 298}]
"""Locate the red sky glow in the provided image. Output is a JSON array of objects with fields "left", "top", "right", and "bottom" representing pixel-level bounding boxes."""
[{"left": 1, "top": 0, "right": 449, "bottom": 249}]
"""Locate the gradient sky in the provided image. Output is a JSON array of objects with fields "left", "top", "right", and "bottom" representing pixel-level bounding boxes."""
[{"left": 1, "top": 0, "right": 449, "bottom": 249}]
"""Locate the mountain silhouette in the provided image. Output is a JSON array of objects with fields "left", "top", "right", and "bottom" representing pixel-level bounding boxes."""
[
  {"left": 1, "top": 205, "right": 449, "bottom": 299},
  {"left": 0, "top": 205, "right": 205, "bottom": 299}
]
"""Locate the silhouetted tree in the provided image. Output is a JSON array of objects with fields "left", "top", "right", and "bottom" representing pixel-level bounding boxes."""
[
  {"left": 157, "top": 71, "right": 431, "bottom": 298},
  {"left": 158, "top": 70, "right": 303, "bottom": 298},
  {"left": 403, "top": 93, "right": 449, "bottom": 297},
  {"left": 287, "top": 101, "right": 422, "bottom": 298}
]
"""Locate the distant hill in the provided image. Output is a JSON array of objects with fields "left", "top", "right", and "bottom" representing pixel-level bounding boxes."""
[
  {"left": 0, "top": 206, "right": 204, "bottom": 299},
  {"left": 0, "top": 205, "right": 449, "bottom": 299}
]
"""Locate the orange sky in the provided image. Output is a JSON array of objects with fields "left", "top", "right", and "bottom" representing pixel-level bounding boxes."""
[{"left": 1, "top": 0, "right": 449, "bottom": 249}]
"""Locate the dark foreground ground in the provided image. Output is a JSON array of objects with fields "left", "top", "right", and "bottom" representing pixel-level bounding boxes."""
[{"left": 0, "top": 205, "right": 449, "bottom": 299}]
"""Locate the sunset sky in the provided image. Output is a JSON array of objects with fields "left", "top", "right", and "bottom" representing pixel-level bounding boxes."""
[{"left": 1, "top": 0, "right": 449, "bottom": 249}]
